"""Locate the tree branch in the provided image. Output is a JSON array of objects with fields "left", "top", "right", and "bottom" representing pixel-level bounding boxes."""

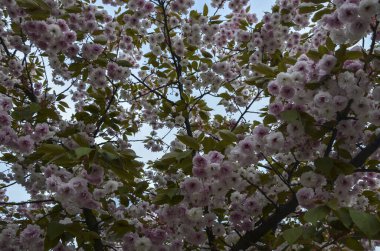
[
  {"left": 242, "top": 176, "right": 278, "bottom": 208},
  {"left": 83, "top": 208, "right": 104, "bottom": 251},
  {"left": 93, "top": 84, "right": 119, "bottom": 138},
  {"left": 324, "top": 99, "right": 353, "bottom": 157},
  {"left": 0, "top": 37, "right": 11, "bottom": 57},
  {"left": 232, "top": 124, "right": 380, "bottom": 250},
  {"left": 130, "top": 73, "right": 175, "bottom": 105},
  {"left": 231, "top": 196, "right": 298, "bottom": 251},
  {"left": 0, "top": 199, "right": 54, "bottom": 206},
  {"left": 231, "top": 90, "right": 262, "bottom": 132},
  {"left": 350, "top": 133, "right": 380, "bottom": 168}
]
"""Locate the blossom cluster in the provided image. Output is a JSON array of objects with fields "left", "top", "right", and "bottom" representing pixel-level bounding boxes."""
[{"left": 0, "top": 0, "right": 379, "bottom": 250}]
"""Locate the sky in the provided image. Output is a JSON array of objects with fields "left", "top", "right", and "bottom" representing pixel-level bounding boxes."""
[{"left": 4, "top": 0, "right": 277, "bottom": 201}]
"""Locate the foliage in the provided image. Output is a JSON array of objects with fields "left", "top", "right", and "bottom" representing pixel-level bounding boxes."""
[{"left": 0, "top": 0, "right": 379, "bottom": 250}]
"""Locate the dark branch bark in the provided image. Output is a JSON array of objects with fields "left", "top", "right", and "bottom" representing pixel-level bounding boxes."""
[
  {"left": 0, "top": 199, "right": 54, "bottom": 206},
  {"left": 231, "top": 90, "right": 262, "bottom": 132},
  {"left": 0, "top": 37, "right": 11, "bottom": 57},
  {"left": 364, "top": 19, "right": 379, "bottom": 70},
  {"left": 355, "top": 169, "right": 380, "bottom": 174},
  {"left": 93, "top": 84, "right": 119, "bottom": 138},
  {"left": 158, "top": 0, "right": 194, "bottom": 138},
  {"left": 232, "top": 128, "right": 380, "bottom": 250},
  {"left": 158, "top": 0, "right": 216, "bottom": 247},
  {"left": 324, "top": 99, "right": 353, "bottom": 157},
  {"left": 130, "top": 73, "right": 175, "bottom": 105},
  {"left": 368, "top": 20, "right": 379, "bottom": 56},
  {"left": 0, "top": 38, "right": 37, "bottom": 103},
  {"left": 83, "top": 208, "right": 104, "bottom": 251},
  {"left": 231, "top": 196, "right": 298, "bottom": 251},
  {"left": 128, "top": 81, "right": 176, "bottom": 102},
  {"left": 242, "top": 176, "right": 278, "bottom": 208},
  {"left": 350, "top": 133, "right": 380, "bottom": 168}
]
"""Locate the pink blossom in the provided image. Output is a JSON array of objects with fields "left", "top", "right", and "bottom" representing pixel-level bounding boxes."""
[
  {"left": 296, "top": 187, "right": 315, "bottom": 208},
  {"left": 192, "top": 154, "right": 208, "bottom": 169},
  {"left": 337, "top": 3, "right": 359, "bottom": 23},
  {"left": 280, "top": 85, "right": 295, "bottom": 99},
  {"left": 181, "top": 177, "right": 202, "bottom": 193},
  {"left": 18, "top": 135, "right": 34, "bottom": 153},
  {"left": 206, "top": 151, "right": 224, "bottom": 164},
  {"left": 0, "top": 111, "right": 11, "bottom": 126},
  {"left": 317, "top": 54, "right": 337, "bottom": 72}
]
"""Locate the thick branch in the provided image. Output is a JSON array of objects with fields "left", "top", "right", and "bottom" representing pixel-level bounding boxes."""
[
  {"left": 83, "top": 208, "right": 104, "bottom": 251},
  {"left": 0, "top": 199, "right": 54, "bottom": 206},
  {"left": 350, "top": 133, "right": 380, "bottom": 168},
  {"left": 354, "top": 169, "right": 380, "bottom": 174},
  {"left": 0, "top": 38, "right": 37, "bottom": 102},
  {"left": 232, "top": 130, "right": 380, "bottom": 250},
  {"left": 324, "top": 99, "right": 353, "bottom": 157},
  {"left": 368, "top": 19, "right": 379, "bottom": 56},
  {"left": 93, "top": 85, "right": 119, "bottom": 138},
  {"left": 158, "top": 0, "right": 194, "bottom": 138},
  {"left": 364, "top": 19, "right": 379, "bottom": 70},
  {"left": 0, "top": 37, "right": 11, "bottom": 57},
  {"left": 231, "top": 196, "right": 298, "bottom": 251}
]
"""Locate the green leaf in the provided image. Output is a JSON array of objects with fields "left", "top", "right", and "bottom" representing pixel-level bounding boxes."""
[
  {"left": 203, "top": 4, "right": 208, "bottom": 16},
  {"left": 345, "top": 238, "right": 364, "bottom": 250},
  {"left": 306, "top": 50, "right": 321, "bottom": 60},
  {"left": 190, "top": 10, "right": 200, "bottom": 20},
  {"left": 333, "top": 160, "right": 355, "bottom": 175},
  {"left": 219, "top": 130, "right": 237, "bottom": 143},
  {"left": 44, "top": 221, "right": 66, "bottom": 250},
  {"left": 304, "top": 206, "right": 329, "bottom": 224},
  {"left": 37, "top": 144, "right": 66, "bottom": 155},
  {"left": 298, "top": 4, "right": 323, "bottom": 14},
  {"left": 199, "top": 110, "right": 209, "bottom": 121},
  {"left": 326, "top": 37, "right": 336, "bottom": 51},
  {"left": 312, "top": 8, "right": 332, "bottom": 22},
  {"left": 46, "top": 222, "right": 65, "bottom": 240},
  {"left": 108, "top": 220, "right": 135, "bottom": 237},
  {"left": 0, "top": 153, "right": 18, "bottom": 163},
  {"left": 281, "top": 110, "right": 300, "bottom": 123},
  {"left": 335, "top": 45, "right": 348, "bottom": 65},
  {"left": 153, "top": 187, "right": 183, "bottom": 205},
  {"left": 117, "top": 60, "right": 133, "bottom": 67},
  {"left": 202, "top": 137, "right": 218, "bottom": 153},
  {"left": 263, "top": 114, "right": 277, "bottom": 125},
  {"left": 75, "top": 147, "right": 93, "bottom": 159},
  {"left": 304, "top": 0, "right": 328, "bottom": 3},
  {"left": 201, "top": 49, "right": 213, "bottom": 58},
  {"left": 177, "top": 135, "right": 199, "bottom": 150},
  {"left": 334, "top": 208, "right": 352, "bottom": 229},
  {"left": 252, "top": 63, "right": 276, "bottom": 77},
  {"left": 135, "top": 181, "right": 149, "bottom": 195},
  {"left": 345, "top": 51, "right": 363, "bottom": 60},
  {"left": 12, "top": 103, "right": 41, "bottom": 121},
  {"left": 283, "top": 226, "right": 303, "bottom": 244},
  {"left": 314, "top": 157, "right": 333, "bottom": 178},
  {"left": 210, "top": 15, "right": 221, "bottom": 20},
  {"left": 349, "top": 208, "right": 380, "bottom": 237},
  {"left": 16, "top": 0, "right": 50, "bottom": 19}
]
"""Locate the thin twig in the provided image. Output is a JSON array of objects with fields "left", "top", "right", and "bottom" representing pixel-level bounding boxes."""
[
  {"left": 231, "top": 90, "right": 262, "bottom": 132},
  {"left": 242, "top": 176, "right": 278, "bottom": 208},
  {"left": 0, "top": 199, "right": 54, "bottom": 206}
]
